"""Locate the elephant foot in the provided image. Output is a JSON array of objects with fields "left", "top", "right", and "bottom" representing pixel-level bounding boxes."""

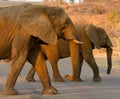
[
  {"left": 42, "top": 86, "right": 58, "bottom": 95},
  {"left": 64, "top": 75, "right": 83, "bottom": 82},
  {"left": 26, "top": 76, "right": 35, "bottom": 82},
  {"left": 54, "top": 76, "right": 65, "bottom": 82},
  {"left": 93, "top": 76, "right": 102, "bottom": 82},
  {"left": 1, "top": 88, "right": 18, "bottom": 95}
]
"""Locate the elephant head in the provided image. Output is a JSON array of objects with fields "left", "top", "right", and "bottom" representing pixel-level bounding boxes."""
[
  {"left": 86, "top": 24, "right": 113, "bottom": 74},
  {"left": 18, "top": 4, "right": 81, "bottom": 45}
]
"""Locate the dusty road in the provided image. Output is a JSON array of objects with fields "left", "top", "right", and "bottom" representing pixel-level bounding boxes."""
[{"left": 0, "top": 58, "right": 120, "bottom": 99}]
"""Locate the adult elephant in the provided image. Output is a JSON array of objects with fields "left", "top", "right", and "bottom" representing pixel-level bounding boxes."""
[
  {"left": 0, "top": 4, "right": 81, "bottom": 95},
  {"left": 26, "top": 24, "right": 112, "bottom": 82}
]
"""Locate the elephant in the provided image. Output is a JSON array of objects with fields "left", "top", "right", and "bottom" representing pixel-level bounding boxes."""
[
  {"left": 0, "top": 4, "right": 82, "bottom": 95},
  {"left": 25, "top": 23, "right": 112, "bottom": 82}
]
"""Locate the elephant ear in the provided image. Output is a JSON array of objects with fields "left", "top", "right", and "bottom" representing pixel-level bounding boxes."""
[
  {"left": 18, "top": 5, "right": 57, "bottom": 45},
  {"left": 85, "top": 24, "right": 101, "bottom": 49}
]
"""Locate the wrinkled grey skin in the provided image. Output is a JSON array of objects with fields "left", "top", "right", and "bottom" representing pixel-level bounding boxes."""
[
  {"left": 26, "top": 24, "right": 112, "bottom": 82},
  {"left": 0, "top": 4, "right": 81, "bottom": 95}
]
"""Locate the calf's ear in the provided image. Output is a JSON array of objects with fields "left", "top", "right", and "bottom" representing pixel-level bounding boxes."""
[{"left": 86, "top": 24, "right": 101, "bottom": 49}]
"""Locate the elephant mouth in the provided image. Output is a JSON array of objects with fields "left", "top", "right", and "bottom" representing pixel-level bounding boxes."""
[
  {"left": 58, "top": 35, "right": 83, "bottom": 44},
  {"left": 57, "top": 32, "right": 83, "bottom": 44},
  {"left": 57, "top": 32, "right": 65, "bottom": 39}
]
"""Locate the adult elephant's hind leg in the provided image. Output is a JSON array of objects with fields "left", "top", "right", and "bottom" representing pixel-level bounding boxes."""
[{"left": 65, "top": 41, "right": 83, "bottom": 82}]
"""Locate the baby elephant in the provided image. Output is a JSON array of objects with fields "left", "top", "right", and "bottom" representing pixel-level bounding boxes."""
[{"left": 26, "top": 24, "right": 113, "bottom": 82}]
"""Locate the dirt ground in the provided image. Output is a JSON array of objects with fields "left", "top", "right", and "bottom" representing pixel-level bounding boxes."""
[{"left": 1, "top": 58, "right": 120, "bottom": 99}]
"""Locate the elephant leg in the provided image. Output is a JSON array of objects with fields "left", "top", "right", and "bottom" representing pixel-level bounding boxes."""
[
  {"left": 84, "top": 52, "right": 102, "bottom": 82},
  {"left": 26, "top": 67, "right": 36, "bottom": 82},
  {"left": 1, "top": 43, "right": 29, "bottom": 95},
  {"left": 49, "top": 58, "right": 64, "bottom": 82},
  {"left": 41, "top": 44, "right": 64, "bottom": 82},
  {"left": 65, "top": 53, "right": 83, "bottom": 82},
  {"left": 65, "top": 41, "right": 83, "bottom": 82},
  {"left": 28, "top": 47, "right": 57, "bottom": 95},
  {"left": 45, "top": 45, "right": 64, "bottom": 82}
]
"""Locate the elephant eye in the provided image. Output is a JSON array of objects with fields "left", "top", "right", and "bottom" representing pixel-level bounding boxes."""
[
  {"left": 61, "top": 25, "right": 66, "bottom": 30},
  {"left": 60, "top": 19, "right": 69, "bottom": 31},
  {"left": 63, "top": 20, "right": 68, "bottom": 29}
]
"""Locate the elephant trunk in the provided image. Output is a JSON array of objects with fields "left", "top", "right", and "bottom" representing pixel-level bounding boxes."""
[{"left": 106, "top": 47, "right": 113, "bottom": 74}]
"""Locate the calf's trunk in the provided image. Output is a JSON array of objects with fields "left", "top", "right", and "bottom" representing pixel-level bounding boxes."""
[{"left": 106, "top": 47, "right": 112, "bottom": 74}]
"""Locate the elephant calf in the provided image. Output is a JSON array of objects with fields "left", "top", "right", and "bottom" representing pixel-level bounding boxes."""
[{"left": 26, "top": 23, "right": 113, "bottom": 82}]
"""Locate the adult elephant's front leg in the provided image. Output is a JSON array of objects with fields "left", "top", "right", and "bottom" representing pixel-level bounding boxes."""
[
  {"left": 44, "top": 45, "right": 64, "bottom": 82},
  {"left": 49, "top": 57, "right": 64, "bottom": 82},
  {"left": 28, "top": 47, "right": 57, "bottom": 95},
  {"left": 65, "top": 40, "right": 83, "bottom": 82}
]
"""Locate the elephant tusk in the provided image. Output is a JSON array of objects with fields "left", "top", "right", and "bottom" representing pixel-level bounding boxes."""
[{"left": 73, "top": 39, "right": 83, "bottom": 44}]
